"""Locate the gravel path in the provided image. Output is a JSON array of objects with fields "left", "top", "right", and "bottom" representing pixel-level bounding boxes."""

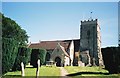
[{"left": 59, "top": 67, "right": 70, "bottom": 78}]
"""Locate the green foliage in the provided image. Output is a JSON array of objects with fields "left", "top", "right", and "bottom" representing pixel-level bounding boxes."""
[
  {"left": 38, "top": 49, "right": 47, "bottom": 65},
  {"left": 2, "top": 38, "right": 18, "bottom": 74},
  {"left": 2, "top": 14, "right": 29, "bottom": 46},
  {"left": 102, "top": 47, "right": 120, "bottom": 74},
  {"left": 30, "top": 49, "right": 39, "bottom": 67},
  {"left": 2, "top": 14, "right": 29, "bottom": 74},
  {"left": 12, "top": 47, "right": 31, "bottom": 71},
  {"left": 30, "top": 49, "right": 47, "bottom": 67}
]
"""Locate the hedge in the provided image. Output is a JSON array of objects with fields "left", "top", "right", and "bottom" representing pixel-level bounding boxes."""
[
  {"left": 12, "top": 47, "right": 31, "bottom": 71},
  {"left": 2, "top": 38, "right": 18, "bottom": 74},
  {"left": 30, "top": 49, "right": 47, "bottom": 67},
  {"left": 102, "top": 47, "right": 120, "bottom": 74}
]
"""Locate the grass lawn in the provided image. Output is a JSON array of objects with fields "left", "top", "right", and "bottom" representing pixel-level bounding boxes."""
[
  {"left": 2, "top": 65, "right": 60, "bottom": 77},
  {"left": 2, "top": 65, "right": 120, "bottom": 78},
  {"left": 64, "top": 66, "right": 120, "bottom": 78}
]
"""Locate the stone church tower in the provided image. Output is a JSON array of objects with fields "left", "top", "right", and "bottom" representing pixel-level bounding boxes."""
[{"left": 80, "top": 19, "right": 104, "bottom": 66}]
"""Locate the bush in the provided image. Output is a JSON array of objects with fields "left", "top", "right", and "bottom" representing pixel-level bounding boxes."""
[
  {"left": 39, "top": 49, "right": 47, "bottom": 65},
  {"left": 30, "top": 49, "right": 39, "bottom": 67},
  {"left": 12, "top": 47, "right": 31, "bottom": 71},
  {"left": 2, "top": 38, "right": 18, "bottom": 74},
  {"left": 30, "top": 49, "right": 47, "bottom": 67},
  {"left": 102, "top": 47, "right": 120, "bottom": 74}
]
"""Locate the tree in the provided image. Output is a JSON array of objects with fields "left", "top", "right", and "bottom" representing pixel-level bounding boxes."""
[
  {"left": 2, "top": 14, "right": 29, "bottom": 74},
  {"left": 2, "top": 14, "right": 29, "bottom": 46}
]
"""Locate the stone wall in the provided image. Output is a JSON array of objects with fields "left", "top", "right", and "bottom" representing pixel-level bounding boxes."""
[{"left": 51, "top": 44, "right": 64, "bottom": 66}]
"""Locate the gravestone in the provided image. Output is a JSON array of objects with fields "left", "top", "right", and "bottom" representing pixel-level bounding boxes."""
[
  {"left": 78, "top": 61, "right": 85, "bottom": 67},
  {"left": 21, "top": 62, "right": 25, "bottom": 76},
  {"left": 36, "top": 59, "right": 40, "bottom": 78},
  {"left": 93, "top": 58, "right": 96, "bottom": 66}
]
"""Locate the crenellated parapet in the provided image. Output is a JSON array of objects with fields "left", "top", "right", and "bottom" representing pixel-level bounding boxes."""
[
  {"left": 81, "top": 19, "right": 97, "bottom": 22},
  {"left": 81, "top": 19, "right": 98, "bottom": 25}
]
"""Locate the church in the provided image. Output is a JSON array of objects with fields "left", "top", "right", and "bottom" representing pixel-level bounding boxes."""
[
  {"left": 28, "top": 19, "right": 104, "bottom": 67},
  {"left": 29, "top": 39, "right": 80, "bottom": 66}
]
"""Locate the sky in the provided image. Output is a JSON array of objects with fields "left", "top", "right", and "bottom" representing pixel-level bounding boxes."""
[
  {"left": 1, "top": 0, "right": 120, "bottom": 2},
  {"left": 2, "top": 2, "right": 119, "bottom": 48},
  {"left": 118, "top": 2, "right": 120, "bottom": 45}
]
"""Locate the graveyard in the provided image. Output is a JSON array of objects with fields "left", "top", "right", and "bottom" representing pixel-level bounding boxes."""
[
  {"left": 4, "top": 65, "right": 60, "bottom": 76},
  {"left": 2, "top": 65, "right": 119, "bottom": 78},
  {"left": 1, "top": 13, "right": 120, "bottom": 78},
  {"left": 1, "top": 2, "right": 120, "bottom": 78}
]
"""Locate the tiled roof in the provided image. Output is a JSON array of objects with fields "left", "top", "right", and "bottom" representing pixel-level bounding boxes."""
[
  {"left": 28, "top": 39, "right": 80, "bottom": 52},
  {"left": 28, "top": 40, "right": 70, "bottom": 50}
]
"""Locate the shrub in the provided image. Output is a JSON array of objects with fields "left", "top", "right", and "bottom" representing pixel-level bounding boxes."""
[
  {"left": 102, "top": 47, "right": 120, "bottom": 74},
  {"left": 2, "top": 38, "right": 18, "bottom": 74},
  {"left": 30, "top": 49, "right": 39, "bottom": 67},
  {"left": 39, "top": 49, "right": 47, "bottom": 65},
  {"left": 30, "top": 49, "right": 47, "bottom": 67},
  {"left": 12, "top": 47, "right": 31, "bottom": 71}
]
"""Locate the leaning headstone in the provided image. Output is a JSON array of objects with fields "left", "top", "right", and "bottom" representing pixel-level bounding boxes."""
[
  {"left": 82, "top": 62, "right": 85, "bottom": 67},
  {"left": 21, "top": 62, "right": 25, "bottom": 76},
  {"left": 36, "top": 59, "right": 40, "bottom": 78},
  {"left": 93, "top": 58, "right": 96, "bottom": 66},
  {"left": 79, "top": 61, "right": 85, "bottom": 67}
]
